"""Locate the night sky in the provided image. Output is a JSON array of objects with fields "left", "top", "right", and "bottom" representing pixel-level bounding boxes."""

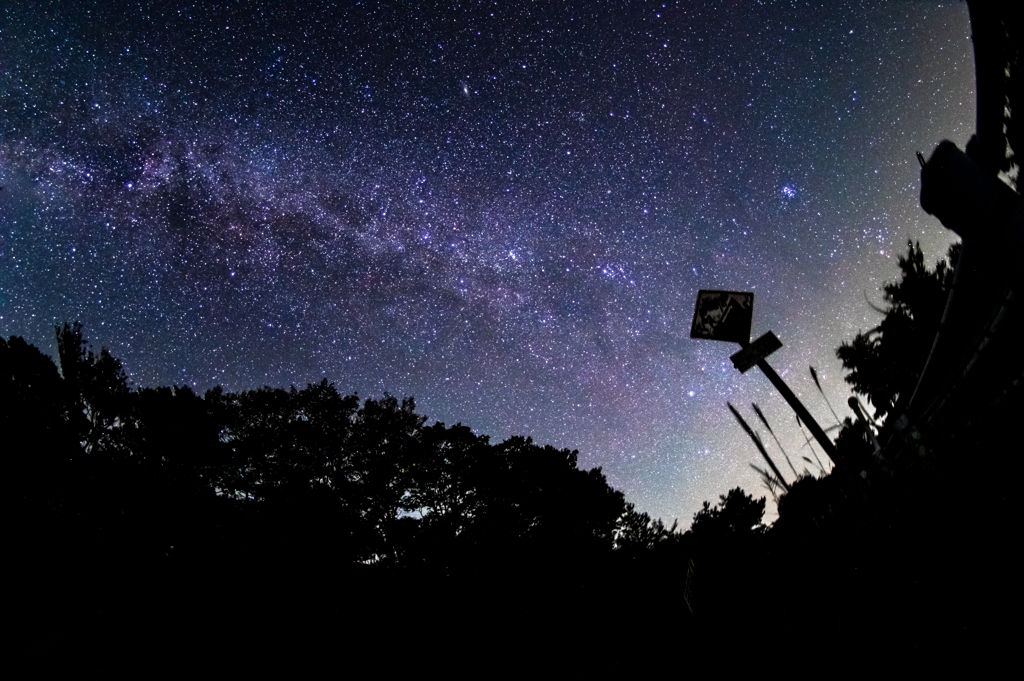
[{"left": 1, "top": 1, "right": 975, "bottom": 525}]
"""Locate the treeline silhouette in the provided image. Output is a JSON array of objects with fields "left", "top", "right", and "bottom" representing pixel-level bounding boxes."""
[
  {"left": 10, "top": 322, "right": 672, "bottom": 569},
  {"left": 7, "top": 323, "right": 703, "bottom": 669},
  {"left": 8, "top": 237, "right": 1018, "bottom": 667}
]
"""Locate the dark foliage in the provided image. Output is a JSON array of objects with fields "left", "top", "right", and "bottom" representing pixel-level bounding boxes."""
[
  {"left": 688, "top": 487, "right": 765, "bottom": 538},
  {"left": 12, "top": 325, "right": 668, "bottom": 575},
  {"left": 836, "top": 241, "right": 959, "bottom": 421},
  {"left": 13, "top": 230, "right": 1022, "bottom": 667},
  {"left": 14, "top": 325, "right": 698, "bottom": 670}
]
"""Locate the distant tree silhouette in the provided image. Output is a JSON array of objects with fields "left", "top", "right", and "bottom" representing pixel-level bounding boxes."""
[
  {"left": 54, "top": 322, "right": 130, "bottom": 457},
  {"left": 461, "top": 436, "right": 626, "bottom": 564},
  {"left": 121, "top": 383, "right": 225, "bottom": 520},
  {"left": 346, "top": 394, "right": 426, "bottom": 561},
  {"left": 12, "top": 321, "right": 679, "bottom": 601},
  {"left": 190, "top": 382, "right": 636, "bottom": 566},
  {"left": 613, "top": 502, "right": 678, "bottom": 556},
  {"left": 681, "top": 487, "right": 767, "bottom": 620},
  {"left": 836, "top": 241, "right": 959, "bottom": 423},
  {"left": 400, "top": 421, "right": 492, "bottom": 564},
  {"left": 688, "top": 487, "right": 765, "bottom": 538},
  {"left": 3, "top": 335, "right": 77, "bottom": 519},
  {"left": 408, "top": 421, "right": 490, "bottom": 522}
]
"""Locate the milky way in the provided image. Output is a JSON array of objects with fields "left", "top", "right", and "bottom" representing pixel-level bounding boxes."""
[{"left": 1, "top": 1, "right": 975, "bottom": 524}]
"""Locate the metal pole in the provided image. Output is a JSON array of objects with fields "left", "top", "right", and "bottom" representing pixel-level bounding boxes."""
[{"left": 750, "top": 353, "right": 840, "bottom": 465}]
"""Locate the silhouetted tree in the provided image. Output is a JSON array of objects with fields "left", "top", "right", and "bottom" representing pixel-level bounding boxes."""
[
  {"left": 3, "top": 335, "right": 78, "bottom": 517},
  {"left": 15, "top": 323, "right": 666, "bottom": 583},
  {"left": 462, "top": 436, "right": 625, "bottom": 561},
  {"left": 614, "top": 502, "right": 678, "bottom": 556},
  {"left": 399, "top": 421, "right": 492, "bottom": 563},
  {"left": 347, "top": 393, "right": 426, "bottom": 561},
  {"left": 54, "top": 322, "right": 131, "bottom": 457},
  {"left": 688, "top": 487, "right": 765, "bottom": 538},
  {"left": 836, "top": 241, "right": 959, "bottom": 422},
  {"left": 199, "top": 381, "right": 367, "bottom": 562}
]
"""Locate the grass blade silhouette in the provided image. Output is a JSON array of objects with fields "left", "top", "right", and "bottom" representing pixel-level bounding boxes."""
[
  {"left": 809, "top": 366, "right": 843, "bottom": 427},
  {"left": 727, "top": 402, "right": 790, "bottom": 492},
  {"left": 796, "top": 412, "right": 829, "bottom": 475},
  {"left": 751, "top": 402, "right": 800, "bottom": 479},
  {"left": 749, "top": 463, "right": 786, "bottom": 503}
]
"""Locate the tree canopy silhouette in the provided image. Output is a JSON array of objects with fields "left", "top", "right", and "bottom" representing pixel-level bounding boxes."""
[
  {"left": 688, "top": 486, "right": 765, "bottom": 539},
  {"left": 836, "top": 241, "right": 959, "bottom": 422},
  {"left": 10, "top": 325, "right": 665, "bottom": 575}
]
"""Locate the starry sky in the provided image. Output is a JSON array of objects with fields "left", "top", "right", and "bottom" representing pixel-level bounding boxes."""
[{"left": 1, "top": 1, "right": 976, "bottom": 525}]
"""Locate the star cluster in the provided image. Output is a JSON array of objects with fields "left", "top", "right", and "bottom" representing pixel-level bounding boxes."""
[{"left": 1, "top": 1, "right": 975, "bottom": 524}]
